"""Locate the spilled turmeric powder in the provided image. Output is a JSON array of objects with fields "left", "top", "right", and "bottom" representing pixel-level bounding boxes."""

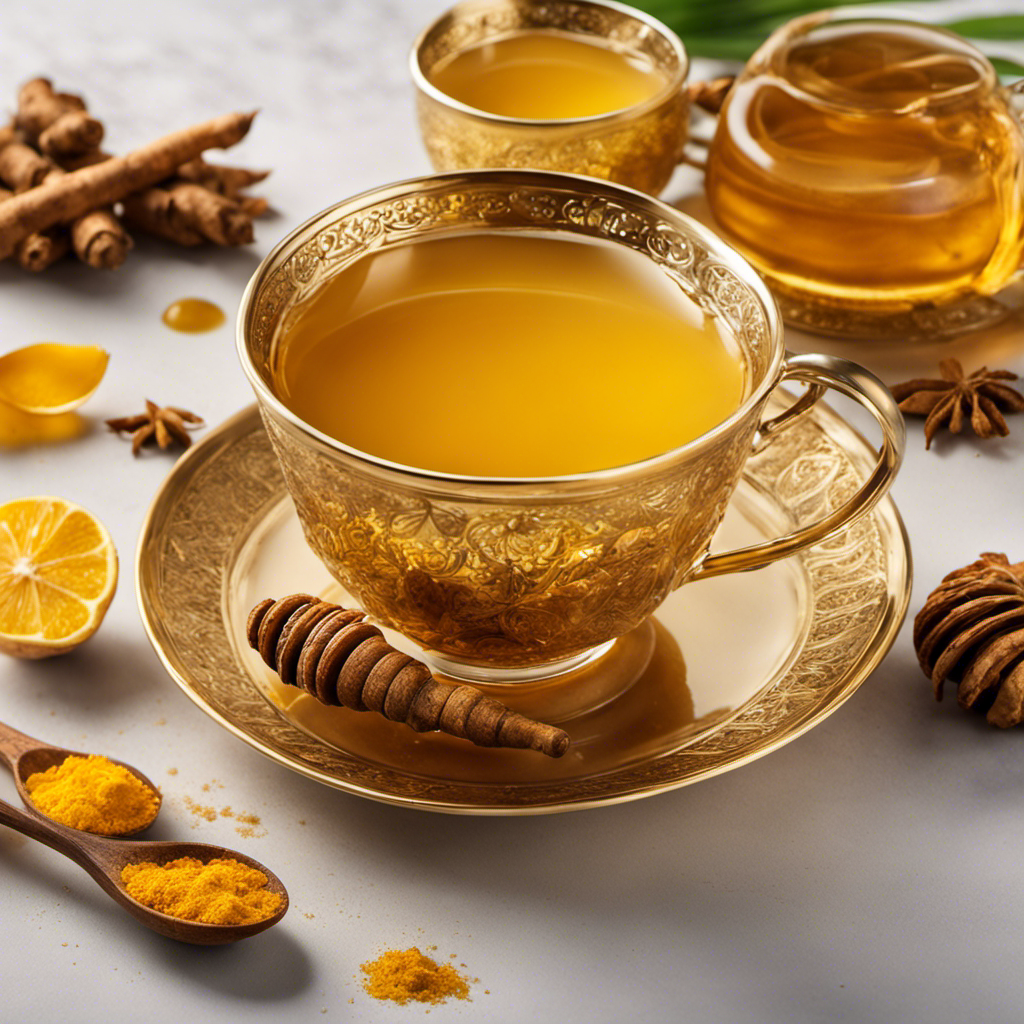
[
  {"left": 360, "top": 947, "right": 470, "bottom": 1005},
  {"left": 121, "top": 856, "right": 282, "bottom": 925},
  {"left": 25, "top": 754, "right": 159, "bottom": 835}
]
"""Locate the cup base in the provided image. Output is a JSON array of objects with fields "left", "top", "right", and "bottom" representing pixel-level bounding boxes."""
[
  {"left": 428, "top": 623, "right": 657, "bottom": 724},
  {"left": 427, "top": 641, "right": 615, "bottom": 686},
  {"left": 771, "top": 280, "right": 1015, "bottom": 343}
]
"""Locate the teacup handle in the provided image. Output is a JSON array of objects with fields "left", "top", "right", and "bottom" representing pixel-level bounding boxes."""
[{"left": 692, "top": 353, "right": 905, "bottom": 581}]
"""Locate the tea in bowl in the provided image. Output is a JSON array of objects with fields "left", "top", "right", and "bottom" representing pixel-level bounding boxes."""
[
  {"left": 411, "top": 0, "right": 690, "bottom": 195},
  {"left": 237, "top": 170, "right": 903, "bottom": 685}
]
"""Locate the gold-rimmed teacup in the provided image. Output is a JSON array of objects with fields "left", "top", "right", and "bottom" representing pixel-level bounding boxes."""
[
  {"left": 237, "top": 169, "right": 904, "bottom": 686},
  {"left": 410, "top": 0, "right": 690, "bottom": 195}
]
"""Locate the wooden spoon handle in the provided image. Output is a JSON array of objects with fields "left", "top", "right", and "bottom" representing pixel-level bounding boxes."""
[
  {"left": 0, "top": 720, "right": 47, "bottom": 771},
  {"left": 0, "top": 796, "right": 116, "bottom": 892}
]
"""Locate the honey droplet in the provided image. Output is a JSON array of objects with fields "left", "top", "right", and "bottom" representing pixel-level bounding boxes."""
[{"left": 162, "top": 298, "right": 225, "bottom": 333}]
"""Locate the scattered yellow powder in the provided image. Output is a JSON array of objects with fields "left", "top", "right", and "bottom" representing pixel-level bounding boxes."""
[
  {"left": 235, "top": 811, "right": 266, "bottom": 838},
  {"left": 167, "top": 768, "right": 178, "bottom": 776},
  {"left": 25, "top": 755, "right": 159, "bottom": 835},
  {"left": 361, "top": 948, "right": 470, "bottom": 1006},
  {"left": 183, "top": 796, "right": 218, "bottom": 822},
  {"left": 121, "top": 856, "right": 283, "bottom": 925}
]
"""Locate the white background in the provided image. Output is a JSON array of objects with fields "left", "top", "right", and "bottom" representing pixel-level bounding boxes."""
[{"left": 1, "top": 1, "right": 1024, "bottom": 1022}]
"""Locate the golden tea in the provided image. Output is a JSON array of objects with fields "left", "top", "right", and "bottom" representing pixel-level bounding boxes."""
[
  {"left": 706, "top": 21, "right": 1024, "bottom": 305},
  {"left": 428, "top": 31, "right": 667, "bottom": 119},
  {"left": 275, "top": 233, "right": 745, "bottom": 477}
]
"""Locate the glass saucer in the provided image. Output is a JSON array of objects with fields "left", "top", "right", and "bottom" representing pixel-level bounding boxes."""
[{"left": 137, "top": 402, "right": 910, "bottom": 814}]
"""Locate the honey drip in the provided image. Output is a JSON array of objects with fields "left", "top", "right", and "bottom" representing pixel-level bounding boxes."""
[
  {"left": 162, "top": 297, "right": 226, "bottom": 333},
  {"left": 705, "top": 23, "right": 1024, "bottom": 306}
]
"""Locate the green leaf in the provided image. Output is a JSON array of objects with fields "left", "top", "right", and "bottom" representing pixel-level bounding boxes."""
[
  {"left": 943, "top": 15, "right": 1024, "bottom": 39},
  {"left": 990, "top": 56, "right": 1024, "bottom": 77},
  {"left": 636, "top": 0, "right": 927, "bottom": 37},
  {"left": 632, "top": 2, "right": 1024, "bottom": 63},
  {"left": 681, "top": 33, "right": 776, "bottom": 61}
]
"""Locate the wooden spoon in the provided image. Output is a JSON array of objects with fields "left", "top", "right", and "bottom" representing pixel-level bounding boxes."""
[
  {"left": 0, "top": 797, "right": 289, "bottom": 944},
  {"left": 0, "top": 720, "right": 162, "bottom": 836}
]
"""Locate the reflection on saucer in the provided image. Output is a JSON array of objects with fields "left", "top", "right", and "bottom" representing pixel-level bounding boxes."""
[{"left": 260, "top": 617, "right": 720, "bottom": 785}]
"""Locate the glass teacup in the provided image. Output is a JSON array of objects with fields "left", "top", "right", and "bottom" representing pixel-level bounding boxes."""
[
  {"left": 705, "top": 13, "right": 1024, "bottom": 340},
  {"left": 238, "top": 170, "right": 903, "bottom": 685},
  {"left": 411, "top": 0, "right": 690, "bottom": 195}
]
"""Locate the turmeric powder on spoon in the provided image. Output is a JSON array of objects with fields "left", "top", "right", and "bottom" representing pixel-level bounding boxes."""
[{"left": 25, "top": 754, "right": 160, "bottom": 835}]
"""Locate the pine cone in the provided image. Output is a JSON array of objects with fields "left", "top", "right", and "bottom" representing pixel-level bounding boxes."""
[
  {"left": 914, "top": 553, "right": 1024, "bottom": 727},
  {"left": 247, "top": 595, "right": 570, "bottom": 757}
]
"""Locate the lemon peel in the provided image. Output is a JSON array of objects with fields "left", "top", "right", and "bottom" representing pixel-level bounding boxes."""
[{"left": 0, "top": 343, "right": 108, "bottom": 415}]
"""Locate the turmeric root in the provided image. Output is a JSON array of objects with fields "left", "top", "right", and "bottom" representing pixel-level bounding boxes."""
[
  {"left": 0, "top": 142, "right": 52, "bottom": 191},
  {"left": 247, "top": 595, "right": 571, "bottom": 758},
  {"left": 120, "top": 186, "right": 202, "bottom": 246},
  {"left": 27, "top": 164, "right": 134, "bottom": 269},
  {"left": 0, "top": 186, "right": 68, "bottom": 270},
  {"left": 122, "top": 181, "right": 256, "bottom": 247},
  {"left": 175, "top": 157, "right": 269, "bottom": 199},
  {"left": 0, "top": 110, "right": 256, "bottom": 261},
  {"left": 70, "top": 207, "right": 132, "bottom": 269},
  {"left": 165, "top": 182, "right": 253, "bottom": 245},
  {"left": 16, "top": 78, "right": 104, "bottom": 158}
]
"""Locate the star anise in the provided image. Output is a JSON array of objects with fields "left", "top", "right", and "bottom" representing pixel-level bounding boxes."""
[
  {"left": 105, "top": 400, "right": 204, "bottom": 455},
  {"left": 890, "top": 359, "right": 1024, "bottom": 449}
]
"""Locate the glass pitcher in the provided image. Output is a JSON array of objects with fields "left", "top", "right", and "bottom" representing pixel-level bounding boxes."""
[{"left": 704, "top": 12, "right": 1024, "bottom": 340}]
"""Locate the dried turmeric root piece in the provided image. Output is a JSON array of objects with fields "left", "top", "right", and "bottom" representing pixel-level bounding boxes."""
[
  {"left": 0, "top": 141, "right": 52, "bottom": 191},
  {"left": 175, "top": 157, "right": 270, "bottom": 199},
  {"left": 0, "top": 110, "right": 256, "bottom": 260},
  {"left": 0, "top": 188, "right": 68, "bottom": 271},
  {"left": 247, "top": 595, "right": 571, "bottom": 758},
  {"left": 16, "top": 78, "right": 104, "bottom": 158},
  {"left": 123, "top": 182, "right": 255, "bottom": 247}
]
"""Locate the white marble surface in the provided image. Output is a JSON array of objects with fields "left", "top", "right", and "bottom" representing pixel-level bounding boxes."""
[{"left": 2, "top": 2, "right": 1024, "bottom": 1022}]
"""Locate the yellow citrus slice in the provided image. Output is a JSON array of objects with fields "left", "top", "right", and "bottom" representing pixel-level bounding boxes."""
[
  {"left": 0, "top": 343, "right": 109, "bottom": 415},
  {"left": 0, "top": 497, "right": 118, "bottom": 658}
]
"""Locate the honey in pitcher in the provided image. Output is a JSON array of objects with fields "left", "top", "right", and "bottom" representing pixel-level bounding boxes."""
[
  {"left": 705, "top": 21, "right": 1024, "bottom": 306},
  {"left": 428, "top": 30, "right": 667, "bottom": 119},
  {"left": 274, "top": 233, "right": 745, "bottom": 478}
]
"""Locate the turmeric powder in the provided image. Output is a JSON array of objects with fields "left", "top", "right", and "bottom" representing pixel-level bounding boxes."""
[
  {"left": 25, "top": 754, "right": 160, "bottom": 835},
  {"left": 120, "top": 856, "right": 283, "bottom": 925},
  {"left": 360, "top": 947, "right": 471, "bottom": 1005}
]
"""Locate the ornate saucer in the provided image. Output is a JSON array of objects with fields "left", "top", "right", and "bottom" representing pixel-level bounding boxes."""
[{"left": 137, "top": 402, "right": 910, "bottom": 815}]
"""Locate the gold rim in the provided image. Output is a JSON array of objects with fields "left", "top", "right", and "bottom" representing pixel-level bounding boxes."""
[
  {"left": 136, "top": 404, "right": 911, "bottom": 815},
  {"left": 409, "top": 0, "right": 690, "bottom": 128}
]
